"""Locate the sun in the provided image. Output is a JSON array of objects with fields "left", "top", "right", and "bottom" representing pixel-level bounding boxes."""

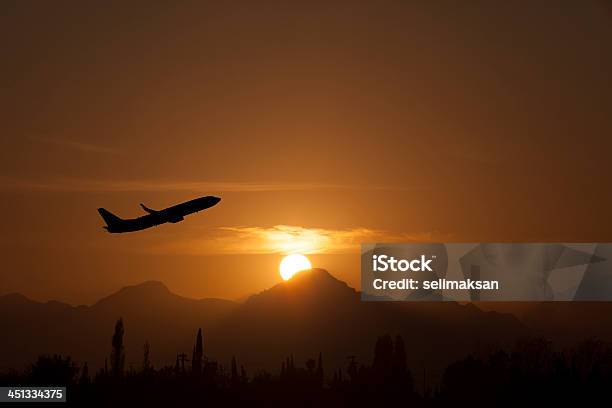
[{"left": 279, "top": 254, "right": 312, "bottom": 281}]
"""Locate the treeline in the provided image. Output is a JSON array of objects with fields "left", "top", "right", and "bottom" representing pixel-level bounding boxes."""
[{"left": 1, "top": 317, "right": 611, "bottom": 406}]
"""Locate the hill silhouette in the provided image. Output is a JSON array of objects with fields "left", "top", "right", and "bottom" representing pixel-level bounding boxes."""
[
  {"left": 6, "top": 269, "right": 603, "bottom": 379},
  {"left": 0, "top": 281, "right": 236, "bottom": 372},
  {"left": 207, "top": 269, "right": 527, "bottom": 379},
  {"left": 519, "top": 302, "right": 612, "bottom": 346}
]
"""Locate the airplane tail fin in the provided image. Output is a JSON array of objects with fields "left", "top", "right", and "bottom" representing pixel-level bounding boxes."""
[{"left": 97, "top": 208, "right": 123, "bottom": 229}]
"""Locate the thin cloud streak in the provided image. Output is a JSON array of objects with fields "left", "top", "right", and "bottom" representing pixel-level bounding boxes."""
[
  {"left": 1, "top": 178, "right": 411, "bottom": 193},
  {"left": 153, "top": 225, "right": 440, "bottom": 255},
  {"left": 30, "top": 136, "right": 117, "bottom": 154}
]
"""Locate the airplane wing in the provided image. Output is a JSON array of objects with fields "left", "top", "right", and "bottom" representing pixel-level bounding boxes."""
[{"left": 140, "top": 203, "right": 158, "bottom": 214}]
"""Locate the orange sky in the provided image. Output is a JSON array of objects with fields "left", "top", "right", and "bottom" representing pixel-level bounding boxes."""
[{"left": 2, "top": 1, "right": 612, "bottom": 304}]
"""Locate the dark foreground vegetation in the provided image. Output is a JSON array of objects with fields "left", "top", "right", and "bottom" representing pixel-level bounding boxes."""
[{"left": 1, "top": 318, "right": 611, "bottom": 407}]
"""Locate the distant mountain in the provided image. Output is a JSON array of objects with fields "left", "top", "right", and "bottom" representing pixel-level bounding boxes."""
[
  {"left": 474, "top": 301, "right": 612, "bottom": 347},
  {"left": 206, "top": 269, "right": 527, "bottom": 377},
  {"left": 0, "top": 281, "right": 237, "bottom": 372},
  {"left": 519, "top": 302, "right": 612, "bottom": 347},
  {"left": 0, "top": 270, "right": 545, "bottom": 378}
]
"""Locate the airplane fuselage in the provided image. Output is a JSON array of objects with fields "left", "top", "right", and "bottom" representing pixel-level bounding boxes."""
[{"left": 98, "top": 196, "right": 221, "bottom": 233}]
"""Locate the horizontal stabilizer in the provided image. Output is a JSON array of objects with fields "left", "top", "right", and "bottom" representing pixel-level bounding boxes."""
[{"left": 140, "top": 203, "right": 157, "bottom": 214}]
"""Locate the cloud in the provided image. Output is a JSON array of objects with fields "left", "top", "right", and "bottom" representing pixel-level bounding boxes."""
[
  {"left": 153, "top": 225, "right": 439, "bottom": 255},
  {"left": 0, "top": 177, "right": 408, "bottom": 193},
  {"left": 30, "top": 136, "right": 117, "bottom": 154}
]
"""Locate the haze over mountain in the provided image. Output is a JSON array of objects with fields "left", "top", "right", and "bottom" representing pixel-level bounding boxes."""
[
  {"left": 208, "top": 269, "right": 526, "bottom": 375},
  {"left": 0, "top": 281, "right": 236, "bottom": 372},
  {"left": 2, "top": 269, "right": 609, "bottom": 378}
]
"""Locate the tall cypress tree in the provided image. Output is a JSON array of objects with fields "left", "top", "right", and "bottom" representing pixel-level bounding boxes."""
[
  {"left": 393, "top": 335, "right": 413, "bottom": 391},
  {"left": 316, "top": 352, "right": 324, "bottom": 387},
  {"left": 240, "top": 365, "right": 248, "bottom": 384},
  {"left": 143, "top": 342, "right": 151, "bottom": 373},
  {"left": 80, "top": 362, "right": 90, "bottom": 385},
  {"left": 110, "top": 318, "right": 125, "bottom": 377},
  {"left": 231, "top": 356, "right": 238, "bottom": 385},
  {"left": 192, "top": 328, "right": 203, "bottom": 375},
  {"left": 394, "top": 335, "right": 407, "bottom": 374}
]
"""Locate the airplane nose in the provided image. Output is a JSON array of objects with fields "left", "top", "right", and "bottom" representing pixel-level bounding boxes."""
[{"left": 211, "top": 196, "right": 221, "bottom": 204}]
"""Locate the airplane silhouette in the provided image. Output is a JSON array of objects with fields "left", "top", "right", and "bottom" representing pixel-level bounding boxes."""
[{"left": 97, "top": 196, "right": 221, "bottom": 233}]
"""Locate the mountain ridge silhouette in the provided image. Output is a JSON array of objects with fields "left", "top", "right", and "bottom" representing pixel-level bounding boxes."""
[
  {"left": 2, "top": 269, "right": 608, "bottom": 378},
  {"left": 208, "top": 268, "right": 528, "bottom": 377}
]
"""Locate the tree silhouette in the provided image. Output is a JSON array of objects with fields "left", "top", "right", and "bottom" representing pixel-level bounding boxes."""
[
  {"left": 305, "top": 358, "right": 316, "bottom": 374},
  {"left": 79, "top": 362, "right": 90, "bottom": 385},
  {"left": 29, "top": 355, "right": 77, "bottom": 385},
  {"left": 231, "top": 355, "right": 238, "bottom": 386},
  {"left": 110, "top": 318, "right": 125, "bottom": 377},
  {"left": 177, "top": 353, "right": 189, "bottom": 373},
  {"left": 347, "top": 356, "right": 358, "bottom": 382},
  {"left": 240, "top": 365, "right": 248, "bottom": 384},
  {"left": 372, "top": 334, "right": 394, "bottom": 388},
  {"left": 393, "top": 335, "right": 413, "bottom": 391},
  {"left": 316, "top": 352, "right": 324, "bottom": 387},
  {"left": 11, "top": 331, "right": 612, "bottom": 406},
  {"left": 192, "top": 328, "right": 203, "bottom": 375},
  {"left": 143, "top": 341, "right": 151, "bottom": 373}
]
